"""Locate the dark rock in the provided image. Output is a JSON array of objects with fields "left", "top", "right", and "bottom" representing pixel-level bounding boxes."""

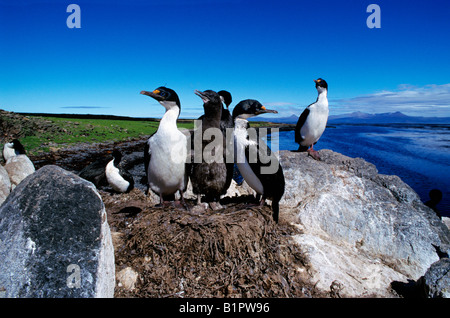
[
  {"left": 418, "top": 258, "right": 450, "bottom": 298},
  {"left": 0, "top": 165, "right": 114, "bottom": 298}
]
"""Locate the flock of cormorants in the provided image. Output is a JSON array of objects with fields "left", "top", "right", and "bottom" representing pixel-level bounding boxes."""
[
  {"left": 2, "top": 79, "right": 329, "bottom": 223},
  {"left": 138, "top": 78, "right": 328, "bottom": 222}
]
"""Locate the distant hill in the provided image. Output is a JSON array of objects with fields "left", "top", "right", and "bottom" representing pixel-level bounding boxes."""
[
  {"left": 249, "top": 114, "right": 298, "bottom": 124},
  {"left": 249, "top": 111, "right": 450, "bottom": 125}
]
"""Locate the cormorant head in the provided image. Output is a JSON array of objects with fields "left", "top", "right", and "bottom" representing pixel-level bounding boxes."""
[
  {"left": 140, "top": 86, "right": 181, "bottom": 111},
  {"left": 314, "top": 78, "right": 328, "bottom": 93},
  {"left": 195, "top": 89, "right": 221, "bottom": 104},
  {"left": 195, "top": 89, "right": 223, "bottom": 116},
  {"left": 112, "top": 149, "right": 122, "bottom": 165},
  {"left": 218, "top": 90, "right": 232, "bottom": 108},
  {"left": 232, "top": 99, "right": 278, "bottom": 119}
]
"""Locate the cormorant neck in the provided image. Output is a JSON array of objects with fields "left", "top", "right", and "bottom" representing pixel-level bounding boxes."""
[
  {"left": 317, "top": 89, "right": 328, "bottom": 103},
  {"left": 160, "top": 107, "right": 180, "bottom": 129},
  {"left": 204, "top": 104, "right": 222, "bottom": 121}
]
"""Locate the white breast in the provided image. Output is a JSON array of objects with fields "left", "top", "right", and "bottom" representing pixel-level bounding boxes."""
[
  {"left": 300, "top": 101, "right": 329, "bottom": 146},
  {"left": 234, "top": 122, "right": 264, "bottom": 195},
  {"left": 147, "top": 126, "right": 187, "bottom": 196},
  {"left": 105, "top": 160, "right": 130, "bottom": 193}
]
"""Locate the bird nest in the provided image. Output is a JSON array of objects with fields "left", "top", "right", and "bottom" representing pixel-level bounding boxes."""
[{"left": 102, "top": 190, "right": 323, "bottom": 298}]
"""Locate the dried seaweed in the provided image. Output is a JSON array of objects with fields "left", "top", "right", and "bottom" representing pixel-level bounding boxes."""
[{"left": 103, "top": 191, "right": 323, "bottom": 298}]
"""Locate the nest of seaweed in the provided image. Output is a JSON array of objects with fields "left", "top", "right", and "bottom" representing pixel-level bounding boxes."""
[{"left": 102, "top": 190, "right": 323, "bottom": 298}]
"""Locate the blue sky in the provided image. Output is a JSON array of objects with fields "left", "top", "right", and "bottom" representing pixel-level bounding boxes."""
[{"left": 1, "top": 0, "right": 449, "bottom": 119}]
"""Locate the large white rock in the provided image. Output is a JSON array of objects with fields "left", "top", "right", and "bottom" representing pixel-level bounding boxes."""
[{"left": 276, "top": 150, "right": 450, "bottom": 297}]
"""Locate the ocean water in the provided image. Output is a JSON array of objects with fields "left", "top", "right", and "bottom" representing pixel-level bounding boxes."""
[{"left": 266, "top": 124, "right": 450, "bottom": 218}]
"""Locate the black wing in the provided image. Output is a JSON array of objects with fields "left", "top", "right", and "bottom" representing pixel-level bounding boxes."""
[
  {"left": 144, "top": 139, "right": 150, "bottom": 177},
  {"left": 144, "top": 132, "right": 157, "bottom": 177},
  {"left": 220, "top": 108, "right": 234, "bottom": 133},
  {"left": 246, "top": 128, "right": 285, "bottom": 223},
  {"left": 294, "top": 107, "right": 310, "bottom": 144}
]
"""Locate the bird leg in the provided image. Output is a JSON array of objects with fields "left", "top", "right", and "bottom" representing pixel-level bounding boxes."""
[
  {"left": 307, "top": 145, "right": 321, "bottom": 160},
  {"left": 259, "top": 197, "right": 265, "bottom": 207},
  {"left": 174, "top": 190, "right": 189, "bottom": 210},
  {"left": 156, "top": 193, "right": 170, "bottom": 208}
]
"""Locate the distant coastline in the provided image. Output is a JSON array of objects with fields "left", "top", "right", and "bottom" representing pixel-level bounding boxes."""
[
  {"left": 249, "top": 111, "right": 450, "bottom": 125},
  {"left": 16, "top": 111, "right": 294, "bottom": 130},
  {"left": 17, "top": 112, "right": 192, "bottom": 124},
  {"left": 16, "top": 110, "right": 450, "bottom": 126}
]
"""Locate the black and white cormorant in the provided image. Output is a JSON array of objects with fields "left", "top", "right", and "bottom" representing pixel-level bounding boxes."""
[
  {"left": 295, "top": 78, "right": 329, "bottom": 160},
  {"left": 2, "top": 139, "right": 35, "bottom": 189},
  {"left": 2, "top": 139, "right": 26, "bottom": 162},
  {"left": 232, "top": 99, "right": 285, "bottom": 223},
  {"left": 141, "top": 87, "right": 188, "bottom": 207}
]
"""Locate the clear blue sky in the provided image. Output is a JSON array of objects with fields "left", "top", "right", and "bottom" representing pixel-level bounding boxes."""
[{"left": 1, "top": 0, "right": 449, "bottom": 119}]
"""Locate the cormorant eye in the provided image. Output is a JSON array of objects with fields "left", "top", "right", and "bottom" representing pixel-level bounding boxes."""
[{"left": 159, "top": 91, "right": 168, "bottom": 97}]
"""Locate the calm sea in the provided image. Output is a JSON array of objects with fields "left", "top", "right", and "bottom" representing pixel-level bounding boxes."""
[{"left": 266, "top": 124, "right": 450, "bottom": 218}]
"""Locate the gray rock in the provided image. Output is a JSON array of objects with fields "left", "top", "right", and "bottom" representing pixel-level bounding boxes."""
[
  {"left": 0, "top": 165, "right": 11, "bottom": 205},
  {"left": 0, "top": 165, "right": 115, "bottom": 298},
  {"left": 277, "top": 149, "right": 450, "bottom": 297},
  {"left": 4, "top": 155, "right": 35, "bottom": 190},
  {"left": 418, "top": 258, "right": 450, "bottom": 298}
]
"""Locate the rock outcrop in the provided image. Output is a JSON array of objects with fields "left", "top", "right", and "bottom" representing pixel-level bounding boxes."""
[
  {"left": 1, "top": 146, "right": 448, "bottom": 298},
  {"left": 0, "top": 165, "right": 115, "bottom": 298},
  {"left": 0, "top": 109, "right": 67, "bottom": 144},
  {"left": 102, "top": 148, "right": 449, "bottom": 298},
  {"left": 278, "top": 149, "right": 450, "bottom": 297}
]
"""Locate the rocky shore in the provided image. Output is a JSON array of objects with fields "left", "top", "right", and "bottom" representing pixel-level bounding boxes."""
[{"left": 0, "top": 140, "right": 449, "bottom": 298}]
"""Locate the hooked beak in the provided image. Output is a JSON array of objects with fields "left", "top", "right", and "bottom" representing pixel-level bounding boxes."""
[
  {"left": 140, "top": 89, "right": 163, "bottom": 101},
  {"left": 256, "top": 105, "right": 278, "bottom": 115},
  {"left": 194, "top": 90, "right": 209, "bottom": 103}
]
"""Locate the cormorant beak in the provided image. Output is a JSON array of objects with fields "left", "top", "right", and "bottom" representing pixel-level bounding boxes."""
[
  {"left": 194, "top": 90, "right": 209, "bottom": 103},
  {"left": 314, "top": 79, "right": 323, "bottom": 84},
  {"left": 140, "top": 90, "right": 164, "bottom": 101},
  {"left": 256, "top": 105, "right": 278, "bottom": 115}
]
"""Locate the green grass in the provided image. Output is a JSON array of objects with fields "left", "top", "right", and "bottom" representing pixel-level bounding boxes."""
[
  {"left": 17, "top": 116, "right": 194, "bottom": 156},
  {"left": 2, "top": 113, "right": 279, "bottom": 157}
]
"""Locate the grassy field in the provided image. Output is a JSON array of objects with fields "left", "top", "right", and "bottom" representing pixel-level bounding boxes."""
[
  {"left": 4, "top": 115, "right": 194, "bottom": 155},
  {"left": 1, "top": 111, "right": 281, "bottom": 156}
]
